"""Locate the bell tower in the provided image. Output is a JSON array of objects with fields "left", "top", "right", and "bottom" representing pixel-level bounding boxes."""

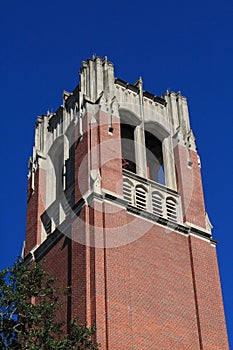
[{"left": 24, "top": 57, "right": 229, "bottom": 349}]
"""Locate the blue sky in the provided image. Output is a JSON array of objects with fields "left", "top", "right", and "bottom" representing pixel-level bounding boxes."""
[{"left": 0, "top": 0, "right": 232, "bottom": 346}]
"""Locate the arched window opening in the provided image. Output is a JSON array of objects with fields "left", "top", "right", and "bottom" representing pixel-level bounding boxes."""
[
  {"left": 123, "top": 178, "right": 133, "bottom": 204},
  {"left": 135, "top": 185, "right": 147, "bottom": 210},
  {"left": 166, "top": 197, "right": 177, "bottom": 222},
  {"left": 152, "top": 192, "right": 163, "bottom": 217},
  {"left": 120, "top": 123, "right": 136, "bottom": 173},
  {"left": 145, "top": 131, "right": 164, "bottom": 184}
]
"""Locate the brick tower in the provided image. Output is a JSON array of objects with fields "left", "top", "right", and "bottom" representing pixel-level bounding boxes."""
[{"left": 24, "top": 57, "right": 229, "bottom": 349}]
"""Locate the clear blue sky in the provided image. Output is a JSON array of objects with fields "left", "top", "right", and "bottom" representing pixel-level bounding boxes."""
[{"left": 1, "top": 0, "right": 232, "bottom": 347}]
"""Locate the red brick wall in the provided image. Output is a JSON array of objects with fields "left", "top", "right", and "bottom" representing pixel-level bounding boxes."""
[
  {"left": 25, "top": 108, "right": 228, "bottom": 349},
  {"left": 74, "top": 110, "right": 124, "bottom": 204},
  {"left": 32, "top": 205, "right": 229, "bottom": 349},
  {"left": 25, "top": 168, "right": 46, "bottom": 256},
  {"left": 90, "top": 207, "right": 229, "bottom": 349},
  {"left": 70, "top": 207, "right": 88, "bottom": 324},
  {"left": 189, "top": 235, "right": 229, "bottom": 350},
  {"left": 174, "top": 144, "right": 206, "bottom": 229},
  {"left": 39, "top": 236, "right": 70, "bottom": 327},
  {"left": 98, "top": 111, "right": 123, "bottom": 196},
  {"left": 102, "top": 213, "right": 200, "bottom": 349}
]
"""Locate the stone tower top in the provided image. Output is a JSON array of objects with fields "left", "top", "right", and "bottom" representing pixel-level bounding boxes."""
[{"left": 26, "top": 56, "right": 212, "bottom": 252}]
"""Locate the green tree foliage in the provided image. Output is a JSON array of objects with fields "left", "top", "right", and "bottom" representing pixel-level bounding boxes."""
[{"left": 0, "top": 258, "right": 100, "bottom": 349}]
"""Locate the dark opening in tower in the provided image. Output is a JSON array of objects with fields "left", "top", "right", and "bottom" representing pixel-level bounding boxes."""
[
  {"left": 145, "top": 130, "right": 164, "bottom": 184},
  {"left": 120, "top": 123, "right": 136, "bottom": 173}
]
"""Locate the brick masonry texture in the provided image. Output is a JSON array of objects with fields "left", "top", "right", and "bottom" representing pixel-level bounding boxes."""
[
  {"left": 24, "top": 121, "right": 229, "bottom": 349},
  {"left": 25, "top": 168, "right": 46, "bottom": 255},
  {"left": 31, "top": 204, "right": 229, "bottom": 349},
  {"left": 24, "top": 69, "right": 229, "bottom": 349},
  {"left": 174, "top": 144, "right": 206, "bottom": 229}
]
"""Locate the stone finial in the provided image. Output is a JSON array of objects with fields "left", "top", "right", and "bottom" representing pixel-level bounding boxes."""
[
  {"left": 103, "top": 56, "right": 108, "bottom": 63},
  {"left": 134, "top": 76, "right": 143, "bottom": 91},
  {"left": 79, "top": 56, "right": 115, "bottom": 103},
  {"left": 63, "top": 90, "right": 70, "bottom": 101},
  {"left": 205, "top": 212, "right": 213, "bottom": 232}
]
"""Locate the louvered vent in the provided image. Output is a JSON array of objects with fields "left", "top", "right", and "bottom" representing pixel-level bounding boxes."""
[
  {"left": 45, "top": 219, "right": 52, "bottom": 235},
  {"left": 135, "top": 186, "right": 147, "bottom": 210},
  {"left": 152, "top": 192, "right": 163, "bottom": 216},
  {"left": 166, "top": 198, "right": 177, "bottom": 222},
  {"left": 123, "top": 179, "right": 133, "bottom": 204}
]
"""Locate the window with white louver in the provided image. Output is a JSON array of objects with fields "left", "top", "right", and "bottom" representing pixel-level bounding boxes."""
[
  {"left": 135, "top": 186, "right": 147, "bottom": 210},
  {"left": 166, "top": 198, "right": 177, "bottom": 222},
  {"left": 123, "top": 179, "right": 133, "bottom": 204},
  {"left": 152, "top": 192, "right": 163, "bottom": 217},
  {"left": 122, "top": 173, "right": 181, "bottom": 223}
]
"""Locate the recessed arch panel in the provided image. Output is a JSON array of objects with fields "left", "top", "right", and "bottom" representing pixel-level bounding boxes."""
[{"left": 119, "top": 108, "right": 141, "bottom": 127}]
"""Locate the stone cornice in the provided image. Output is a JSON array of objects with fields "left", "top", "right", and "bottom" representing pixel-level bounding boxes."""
[
  {"left": 126, "top": 204, "right": 214, "bottom": 241},
  {"left": 114, "top": 78, "right": 166, "bottom": 106}
]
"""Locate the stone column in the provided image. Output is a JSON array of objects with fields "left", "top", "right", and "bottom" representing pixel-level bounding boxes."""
[
  {"left": 134, "top": 125, "right": 147, "bottom": 178},
  {"left": 163, "top": 136, "right": 177, "bottom": 190}
]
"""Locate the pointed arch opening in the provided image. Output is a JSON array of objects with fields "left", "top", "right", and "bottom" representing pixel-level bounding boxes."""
[
  {"left": 145, "top": 130, "right": 164, "bottom": 184},
  {"left": 120, "top": 123, "right": 136, "bottom": 173}
]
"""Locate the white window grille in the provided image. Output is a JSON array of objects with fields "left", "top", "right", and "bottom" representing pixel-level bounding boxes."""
[
  {"left": 152, "top": 192, "right": 163, "bottom": 217},
  {"left": 166, "top": 197, "right": 177, "bottom": 223},
  {"left": 123, "top": 179, "right": 133, "bottom": 204},
  {"left": 122, "top": 172, "right": 181, "bottom": 224},
  {"left": 135, "top": 185, "right": 147, "bottom": 210}
]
